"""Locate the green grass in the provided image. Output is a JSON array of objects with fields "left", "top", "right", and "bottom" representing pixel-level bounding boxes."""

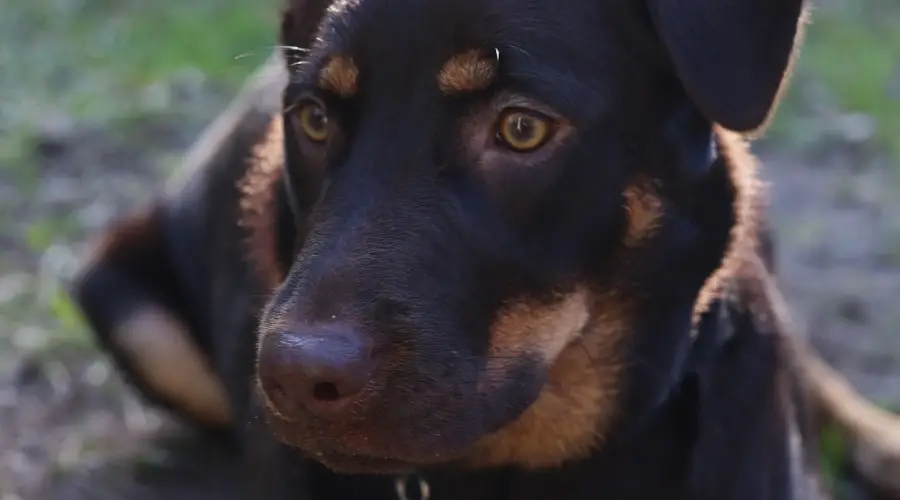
[
  {"left": 768, "top": 0, "right": 900, "bottom": 163},
  {"left": 0, "top": 0, "right": 282, "bottom": 228},
  {"left": 0, "top": 0, "right": 281, "bottom": 114},
  {"left": 0, "top": 0, "right": 281, "bottom": 353},
  {"left": 818, "top": 422, "right": 847, "bottom": 492}
]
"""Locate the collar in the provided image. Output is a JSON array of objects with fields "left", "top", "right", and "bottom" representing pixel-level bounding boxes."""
[{"left": 394, "top": 475, "right": 430, "bottom": 500}]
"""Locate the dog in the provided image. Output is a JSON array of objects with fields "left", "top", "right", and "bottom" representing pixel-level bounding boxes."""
[{"left": 68, "top": 0, "right": 900, "bottom": 498}]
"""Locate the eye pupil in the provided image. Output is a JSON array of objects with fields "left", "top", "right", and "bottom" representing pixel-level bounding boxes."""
[
  {"left": 298, "top": 100, "right": 330, "bottom": 142},
  {"left": 510, "top": 116, "right": 534, "bottom": 142},
  {"left": 309, "top": 107, "right": 327, "bottom": 129},
  {"left": 496, "top": 109, "right": 552, "bottom": 152}
]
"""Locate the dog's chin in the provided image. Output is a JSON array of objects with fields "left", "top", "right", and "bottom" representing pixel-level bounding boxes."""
[
  {"left": 269, "top": 428, "right": 454, "bottom": 475},
  {"left": 263, "top": 413, "right": 470, "bottom": 472},
  {"left": 262, "top": 401, "right": 527, "bottom": 474},
  {"left": 307, "top": 451, "right": 421, "bottom": 475},
  {"left": 259, "top": 360, "right": 547, "bottom": 472}
]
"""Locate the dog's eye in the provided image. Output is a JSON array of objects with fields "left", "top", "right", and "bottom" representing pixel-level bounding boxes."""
[
  {"left": 297, "top": 100, "right": 330, "bottom": 143},
  {"left": 494, "top": 109, "right": 554, "bottom": 152}
]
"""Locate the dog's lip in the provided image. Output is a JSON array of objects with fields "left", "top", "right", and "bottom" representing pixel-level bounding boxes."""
[
  {"left": 307, "top": 449, "right": 421, "bottom": 475},
  {"left": 265, "top": 412, "right": 465, "bottom": 469}
]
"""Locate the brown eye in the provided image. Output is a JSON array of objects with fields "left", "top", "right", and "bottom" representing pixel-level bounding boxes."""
[
  {"left": 297, "top": 100, "right": 330, "bottom": 142},
  {"left": 495, "top": 109, "right": 553, "bottom": 152}
]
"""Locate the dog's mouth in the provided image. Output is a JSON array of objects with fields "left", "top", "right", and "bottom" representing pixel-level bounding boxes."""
[
  {"left": 260, "top": 371, "right": 544, "bottom": 473},
  {"left": 254, "top": 329, "right": 551, "bottom": 473},
  {"left": 262, "top": 407, "right": 474, "bottom": 473},
  {"left": 305, "top": 449, "right": 422, "bottom": 475}
]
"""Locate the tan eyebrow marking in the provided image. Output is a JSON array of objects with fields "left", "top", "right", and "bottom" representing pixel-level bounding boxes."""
[
  {"left": 622, "top": 181, "right": 663, "bottom": 247},
  {"left": 437, "top": 49, "right": 498, "bottom": 95},
  {"left": 318, "top": 55, "right": 359, "bottom": 97}
]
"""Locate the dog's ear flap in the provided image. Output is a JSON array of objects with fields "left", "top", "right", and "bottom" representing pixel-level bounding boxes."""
[
  {"left": 69, "top": 205, "right": 232, "bottom": 430},
  {"left": 648, "top": 0, "right": 807, "bottom": 133},
  {"left": 280, "top": 0, "right": 332, "bottom": 68}
]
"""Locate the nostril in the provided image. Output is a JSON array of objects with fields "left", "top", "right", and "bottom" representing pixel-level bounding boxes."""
[
  {"left": 260, "top": 372, "right": 303, "bottom": 419},
  {"left": 259, "top": 323, "right": 377, "bottom": 417},
  {"left": 267, "top": 378, "right": 288, "bottom": 401},
  {"left": 312, "top": 381, "right": 341, "bottom": 402},
  {"left": 261, "top": 374, "right": 288, "bottom": 402}
]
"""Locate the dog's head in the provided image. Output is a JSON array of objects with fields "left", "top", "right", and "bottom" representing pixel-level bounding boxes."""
[{"left": 253, "top": 0, "right": 806, "bottom": 474}]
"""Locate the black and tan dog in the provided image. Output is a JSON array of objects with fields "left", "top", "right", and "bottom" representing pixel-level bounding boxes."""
[{"left": 69, "top": 0, "right": 900, "bottom": 498}]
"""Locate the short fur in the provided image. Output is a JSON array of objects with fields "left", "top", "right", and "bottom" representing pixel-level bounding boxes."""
[
  {"left": 437, "top": 50, "right": 498, "bottom": 95},
  {"left": 68, "top": 0, "right": 847, "bottom": 498},
  {"left": 318, "top": 55, "right": 360, "bottom": 98}
]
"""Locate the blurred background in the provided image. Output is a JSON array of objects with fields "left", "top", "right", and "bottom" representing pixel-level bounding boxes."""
[{"left": 0, "top": 0, "right": 898, "bottom": 498}]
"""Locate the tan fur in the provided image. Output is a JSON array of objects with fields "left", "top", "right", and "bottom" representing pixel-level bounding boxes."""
[
  {"left": 465, "top": 181, "right": 662, "bottom": 468},
  {"left": 623, "top": 180, "right": 663, "bottom": 247},
  {"left": 691, "top": 127, "right": 765, "bottom": 325},
  {"left": 115, "top": 306, "right": 232, "bottom": 427},
  {"left": 470, "top": 290, "right": 629, "bottom": 469},
  {"left": 437, "top": 50, "right": 497, "bottom": 95},
  {"left": 464, "top": 176, "right": 712, "bottom": 468},
  {"left": 486, "top": 289, "right": 592, "bottom": 365},
  {"left": 237, "top": 117, "right": 287, "bottom": 292},
  {"left": 318, "top": 55, "right": 359, "bottom": 97}
]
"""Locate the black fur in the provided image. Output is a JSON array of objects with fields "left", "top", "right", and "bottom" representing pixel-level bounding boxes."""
[
  {"left": 647, "top": 0, "right": 805, "bottom": 132},
  {"left": 69, "top": 0, "right": 823, "bottom": 498}
]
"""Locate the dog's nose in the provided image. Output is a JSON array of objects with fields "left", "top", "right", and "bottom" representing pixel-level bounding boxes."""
[{"left": 258, "top": 323, "right": 376, "bottom": 419}]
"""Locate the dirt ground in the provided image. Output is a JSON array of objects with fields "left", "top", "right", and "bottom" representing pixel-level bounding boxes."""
[
  {"left": 762, "top": 149, "right": 900, "bottom": 409},
  {"left": 1, "top": 1, "right": 899, "bottom": 499}
]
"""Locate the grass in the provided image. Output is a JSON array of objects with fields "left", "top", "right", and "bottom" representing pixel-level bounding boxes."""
[
  {"left": 0, "top": 0, "right": 282, "bottom": 350},
  {"left": 1, "top": 4, "right": 283, "bottom": 497},
  {"left": 818, "top": 422, "right": 847, "bottom": 492},
  {"left": 0, "top": 0, "right": 280, "bottom": 122},
  {"left": 767, "top": 0, "right": 900, "bottom": 164}
]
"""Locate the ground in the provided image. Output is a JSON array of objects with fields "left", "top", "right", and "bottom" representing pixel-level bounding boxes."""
[{"left": 1, "top": 0, "right": 899, "bottom": 499}]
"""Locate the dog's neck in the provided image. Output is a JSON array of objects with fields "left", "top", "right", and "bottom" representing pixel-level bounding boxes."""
[{"left": 389, "top": 297, "right": 784, "bottom": 500}]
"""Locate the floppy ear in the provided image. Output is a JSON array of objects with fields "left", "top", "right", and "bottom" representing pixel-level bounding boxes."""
[
  {"left": 648, "top": 0, "right": 807, "bottom": 133},
  {"left": 69, "top": 205, "right": 232, "bottom": 431}
]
